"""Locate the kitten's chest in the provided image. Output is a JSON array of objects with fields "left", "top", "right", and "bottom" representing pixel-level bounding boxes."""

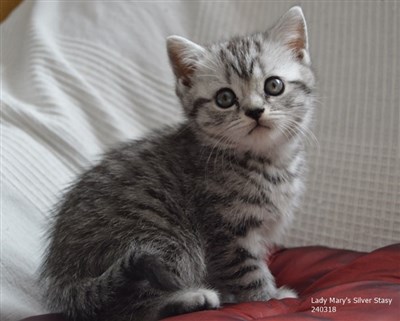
[
  {"left": 212, "top": 155, "right": 303, "bottom": 244},
  {"left": 229, "top": 170, "right": 301, "bottom": 257},
  {"left": 229, "top": 156, "right": 302, "bottom": 213},
  {"left": 230, "top": 171, "right": 297, "bottom": 231}
]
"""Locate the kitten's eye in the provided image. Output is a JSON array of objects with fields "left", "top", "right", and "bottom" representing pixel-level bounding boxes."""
[
  {"left": 264, "top": 77, "right": 285, "bottom": 96},
  {"left": 215, "top": 88, "right": 236, "bottom": 108}
]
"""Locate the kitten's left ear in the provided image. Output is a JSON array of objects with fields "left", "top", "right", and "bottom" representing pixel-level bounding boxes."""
[
  {"left": 270, "top": 6, "right": 310, "bottom": 64},
  {"left": 167, "top": 36, "right": 205, "bottom": 87}
]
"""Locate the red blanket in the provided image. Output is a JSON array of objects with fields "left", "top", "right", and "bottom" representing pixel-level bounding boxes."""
[{"left": 21, "top": 244, "right": 400, "bottom": 321}]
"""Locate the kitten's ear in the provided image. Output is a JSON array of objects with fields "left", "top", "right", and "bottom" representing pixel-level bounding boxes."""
[
  {"left": 167, "top": 36, "right": 205, "bottom": 87},
  {"left": 270, "top": 6, "right": 310, "bottom": 64}
]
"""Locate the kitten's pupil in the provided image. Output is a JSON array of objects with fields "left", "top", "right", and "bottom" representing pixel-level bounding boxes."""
[
  {"left": 264, "top": 77, "right": 285, "bottom": 96},
  {"left": 215, "top": 88, "right": 236, "bottom": 108}
]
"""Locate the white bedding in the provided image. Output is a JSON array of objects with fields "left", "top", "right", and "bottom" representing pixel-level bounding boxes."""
[{"left": 1, "top": 1, "right": 399, "bottom": 320}]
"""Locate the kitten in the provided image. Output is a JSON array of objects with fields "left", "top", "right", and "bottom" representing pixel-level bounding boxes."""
[{"left": 40, "top": 6, "right": 315, "bottom": 321}]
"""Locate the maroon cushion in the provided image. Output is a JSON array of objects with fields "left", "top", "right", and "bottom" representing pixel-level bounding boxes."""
[{"left": 20, "top": 244, "right": 400, "bottom": 321}]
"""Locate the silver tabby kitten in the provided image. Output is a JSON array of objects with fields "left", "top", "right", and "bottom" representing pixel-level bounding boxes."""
[{"left": 41, "top": 7, "right": 315, "bottom": 321}]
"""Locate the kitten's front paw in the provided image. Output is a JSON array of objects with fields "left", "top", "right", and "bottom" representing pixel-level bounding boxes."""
[{"left": 274, "top": 286, "right": 298, "bottom": 299}]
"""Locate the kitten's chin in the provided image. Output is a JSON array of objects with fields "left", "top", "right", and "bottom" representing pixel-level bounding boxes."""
[
  {"left": 247, "top": 124, "right": 272, "bottom": 135},
  {"left": 238, "top": 125, "right": 295, "bottom": 156}
]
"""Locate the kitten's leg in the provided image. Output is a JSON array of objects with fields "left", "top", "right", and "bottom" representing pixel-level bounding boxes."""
[
  {"left": 97, "top": 250, "right": 220, "bottom": 321},
  {"left": 46, "top": 246, "right": 220, "bottom": 321},
  {"left": 100, "top": 287, "right": 220, "bottom": 321},
  {"left": 44, "top": 248, "right": 180, "bottom": 321},
  {"left": 218, "top": 251, "right": 297, "bottom": 302},
  {"left": 236, "top": 262, "right": 297, "bottom": 301},
  {"left": 130, "top": 249, "right": 220, "bottom": 320}
]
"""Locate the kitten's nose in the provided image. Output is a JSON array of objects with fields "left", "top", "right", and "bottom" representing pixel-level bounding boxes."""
[{"left": 245, "top": 108, "right": 265, "bottom": 120}]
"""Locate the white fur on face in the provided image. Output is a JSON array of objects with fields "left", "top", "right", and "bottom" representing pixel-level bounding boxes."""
[
  {"left": 168, "top": 7, "right": 315, "bottom": 158},
  {"left": 189, "top": 38, "right": 315, "bottom": 158}
]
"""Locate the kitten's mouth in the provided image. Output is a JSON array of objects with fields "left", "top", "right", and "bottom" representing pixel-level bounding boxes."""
[{"left": 248, "top": 123, "right": 272, "bottom": 135}]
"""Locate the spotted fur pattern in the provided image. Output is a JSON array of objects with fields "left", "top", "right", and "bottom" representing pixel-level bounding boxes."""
[{"left": 40, "top": 7, "right": 315, "bottom": 321}]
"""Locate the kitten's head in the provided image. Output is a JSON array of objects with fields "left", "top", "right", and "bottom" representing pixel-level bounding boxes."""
[{"left": 167, "top": 7, "right": 315, "bottom": 156}]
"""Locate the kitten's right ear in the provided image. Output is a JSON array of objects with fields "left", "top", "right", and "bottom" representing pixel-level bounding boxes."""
[{"left": 167, "top": 36, "right": 205, "bottom": 87}]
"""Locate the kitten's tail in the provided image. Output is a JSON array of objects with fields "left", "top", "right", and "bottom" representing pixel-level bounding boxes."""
[{"left": 42, "top": 249, "right": 182, "bottom": 321}]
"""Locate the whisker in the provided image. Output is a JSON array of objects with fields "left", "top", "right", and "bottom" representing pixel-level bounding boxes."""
[{"left": 280, "top": 118, "right": 319, "bottom": 149}]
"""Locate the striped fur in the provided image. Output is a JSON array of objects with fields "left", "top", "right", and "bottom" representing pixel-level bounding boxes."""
[{"left": 40, "top": 7, "right": 315, "bottom": 321}]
